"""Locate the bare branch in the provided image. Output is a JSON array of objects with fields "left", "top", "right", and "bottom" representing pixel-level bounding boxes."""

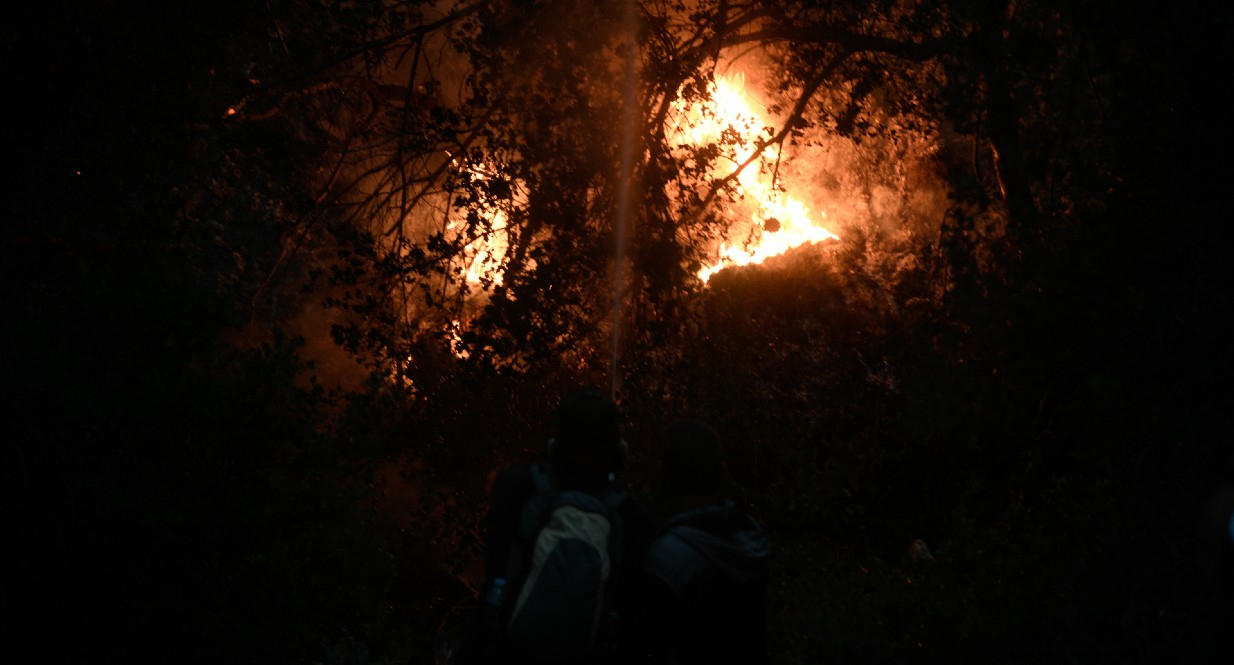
[{"left": 682, "top": 49, "right": 852, "bottom": 227}]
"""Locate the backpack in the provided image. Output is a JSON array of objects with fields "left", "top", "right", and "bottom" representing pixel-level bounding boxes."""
[{"left": 501, "top": 463, "right": 625, "bottom": 662}]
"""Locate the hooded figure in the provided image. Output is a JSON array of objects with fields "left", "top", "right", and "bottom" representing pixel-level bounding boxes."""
[{"left": 624, "top": 419, "right": 771, "bottom": 665}]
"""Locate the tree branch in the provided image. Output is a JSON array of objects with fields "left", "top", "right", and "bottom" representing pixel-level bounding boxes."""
[{"left": 682, "top": 50, "right": 852, "bottom": 227}]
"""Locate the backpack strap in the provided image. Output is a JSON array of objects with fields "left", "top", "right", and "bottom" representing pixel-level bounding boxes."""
[
  {"left": 595, "top": 487, "right": 628, "bottom": 652},
  {"left": 601, "top": 489, "right": 626, "bottom": 567},
  {"left": 502, "top": 464, "right": 557, "bottom": 596}
]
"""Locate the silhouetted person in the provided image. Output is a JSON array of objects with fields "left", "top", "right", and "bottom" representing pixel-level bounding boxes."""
[
  {"left": 458, "top": 388, "right": 651, "bottom": 665},
  {"left": 624, "top": 419, "right": 771, "bottom": 665}
]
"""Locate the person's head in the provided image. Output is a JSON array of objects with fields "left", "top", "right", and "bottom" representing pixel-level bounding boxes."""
[
  {"left": 550, "top": 388, "right": 626, "bottom": 472},
  {"left": 661, "top": 418, "right": 727, "bottom": 501}
]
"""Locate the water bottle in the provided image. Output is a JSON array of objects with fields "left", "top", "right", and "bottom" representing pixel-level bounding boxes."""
[{"left": 484, "top": 577, "right": 507, "bottom": 609}]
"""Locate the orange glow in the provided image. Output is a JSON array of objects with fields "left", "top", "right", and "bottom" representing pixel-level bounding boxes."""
[
  {"left": 446, "top": 320, "right": 469, "bottom": 359},
  {"left": 445, "top": 164, "right": 514, "bottom": 288},
  {"left": 670, "top": 74, "right": 838, "bottom": 282},
  {"left": 448, "top": 73, "right": 838, "bottom": 295},
  {"left": 449, "top": 73, "right": 834, "bottom": 291},
  {"left": 455, "top": 209, "right": 508, "bottom": 287}
]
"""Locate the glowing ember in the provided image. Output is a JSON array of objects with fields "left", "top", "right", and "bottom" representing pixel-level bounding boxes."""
[
  {"left": 697, "top": 201, "right": 837, "bottom": 282},
  {"left": 672, "top": 74, "right": 838, "bottom": 282}
]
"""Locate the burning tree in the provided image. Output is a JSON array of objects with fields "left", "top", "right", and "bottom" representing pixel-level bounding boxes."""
[
  {"left": 12, "top": 0, "right": 1219, "bottom": 662},
  {"left": 205, "top": 2, "right": 1206, "bottom": 660},
  {"left": 216, "top": 0, "right": 1141, "bottom": 602},
  {"left": 207, "top": 0, "right": 1117, "bottom": 390}
]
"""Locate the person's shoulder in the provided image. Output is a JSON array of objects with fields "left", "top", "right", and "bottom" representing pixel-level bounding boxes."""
[{"left": 642, "top": 529, "right": 711, "bottom": 596}]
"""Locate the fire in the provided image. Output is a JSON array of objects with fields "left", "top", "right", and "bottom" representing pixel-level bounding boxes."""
[
  {"left": 456, "top": 209, "right": 508, "bottom": 287},
  {"left": 671, "top": 73, "right": 838, "bottom": 282},
  {"left": 445, "top": 163, "right": 513, "bottom": 288},
  {"left": 448, "top": 73, "right": 837, "bottom": 291}
]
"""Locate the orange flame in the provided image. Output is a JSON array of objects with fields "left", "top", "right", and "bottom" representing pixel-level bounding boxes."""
[
  {"left": 438, "top": 73, "right": 839, "bottom": 362},
  {"left": 450, "top": 73, "right": 837, "bottom": 292},
  {"left": 671, "top": 74, "right": 838, "bottom": 282},
  {"left": 446, "top": 164, "right": 513, "bottom": 288}
]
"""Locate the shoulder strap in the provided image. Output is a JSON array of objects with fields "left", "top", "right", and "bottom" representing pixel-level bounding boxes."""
[
  {"left": 601, "top": 488, "right": 626, "bottom": 571},
  {"left": 502, "top": 464, "right": 557, "bottom": 592}
]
